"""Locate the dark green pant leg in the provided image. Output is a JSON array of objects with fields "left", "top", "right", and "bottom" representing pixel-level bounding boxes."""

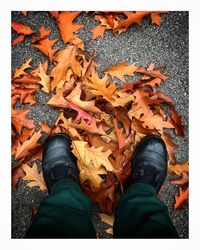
[
  {"left": 25, "top": 179, "right": 96, "bottom": 238},
  {"left": 113, "top": 183, "right": 179, "bottom": 238}
]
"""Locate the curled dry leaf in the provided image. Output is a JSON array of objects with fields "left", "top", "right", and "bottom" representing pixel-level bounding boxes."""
[{"left": 168, "top": 161, "right": 189, "bottom": 176}]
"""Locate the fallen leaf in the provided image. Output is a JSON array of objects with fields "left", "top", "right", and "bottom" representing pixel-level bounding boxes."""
[
  {"left": 168, "top": 161, "right": 189, "bottom": 176},
  {"left": 32, "top": 26, "right": 51, "bottom": 43},
  {"left": 13, "top": 57, "right": 32, "bottom": 79},
  {"left": 12, "top": 21, "right": 34, "bottom": 35},
  {"left": 105, "top": 227, "right": 113, "bottom": 235},
  {"left": 151, "top": 12, "right": 161, "bottom": 26},
  {"left": 56, "top": 11, "right": 83, "bottom": 43},
  {"left": 174, "top": 187, "right": 189, "bottom": 209},
  {"left": 32, "top": 37, "right": 59, "bottom": 61},
  {"left": 37, "top": 62, "right": 51, "bottom": 93},
  {"left": 22, "top": 163, "right": 47, "bottom": 191},
  {"left": 104, "top": 62, "right": 138, "bottom": 82},
  {"left": 91, "top": 25, "right": 106, "bottom": 40},
  {"left": 72, "top": 140, "right": 115, "bottom": 191},
  {"left": 170, "top": 172, "right": 189, "bottom": 186},
  {"left": 12, "top": 34, "right": 25, "bottom": 46},
  {"left": 12, "top": 108, "right": 35, "bottom": 134},
  {"left": 15, "top": 130, "right": 42, "bottom": 160},
  {"left": 12, "top": 166, "right": 26, "bottom": 188}
]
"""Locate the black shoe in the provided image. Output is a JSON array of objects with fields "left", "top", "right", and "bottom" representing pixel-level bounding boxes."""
[
  {"left": 130, "top": 135, "right": 168, "bottom": 193},
  {"left": 42, "top": 133, "right": 79, "bottom": 193}
]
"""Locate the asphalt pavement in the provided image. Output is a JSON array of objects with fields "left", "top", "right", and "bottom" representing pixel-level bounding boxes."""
[{"left": 11, "top": 11, "right": 189, "bottom": 238}]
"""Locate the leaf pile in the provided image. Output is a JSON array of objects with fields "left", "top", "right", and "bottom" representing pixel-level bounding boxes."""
[{"left": 12, "top": 11, "right": 188, "bottom": 214}]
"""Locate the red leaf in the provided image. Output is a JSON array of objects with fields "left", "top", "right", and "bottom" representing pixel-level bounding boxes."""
[{"left": 12, "top": 35, "right": 25, "bottom": 46}]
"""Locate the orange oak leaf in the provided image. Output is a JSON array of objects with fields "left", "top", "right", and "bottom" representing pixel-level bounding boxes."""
[
  {"left": 50, "top": 11, "right": 59, "bottom": 19},
  {"left": 136, "top": 66, "right": 169, "bottom": 81},
  {"left": 12, "top": 34, "right": 25, "bottom": 46},
  {"left": 174, "top": 187, "right": 189, "bottom": 209},
  {"left": 72, "top": 140, "right": 114, "bottom": 191},
  {"left": 15, "top": 130, "right": 42, "bottom": 160},
  {"left": 151, "top": 12, "right": 161, "bottom": 26},
  {"left": 91, "top": 25, "right": 106, "bottom": 40},
  {"left": 50, "top": 45, "right": 83, "bottom": 89},
  {"left": 13, "top": 57, "right": 32, "bottom": 79},
  {"left": 84, "top": 72, "right": 117, "bottom": 101},
  {"left": 168, "top": 161, "right": 189, "bottom": 176},
  {"left": 22, "top": 163, "right": 47, "bottom": 191},
  {"left": 32, "top": 37, "right": 59, "bottom": 61},
  {"left": 66, "top": 82, "right": 102, "bottom": 114},
  {"left": 12, "top": 108, "right": 35, "bottom": 134},
  {"left": 104, "top": 62, "right": 138, "bottom": 82},
  {"left": 36, "top": 62, "right": 51, "bottom": 93},
  {"left": 32, "top": 26, "right": 51, "bottom": 43},
  {"left": 115, "top": 11, "right": 151, "bottom": 30},
  {"left": 168, "top": 107, "right": 185, "bottom": 136},
  {"left": 11, "top": 87, "right": 36, "bottom": 105},
  {"left": 161, "top": 133, "right": 177, "bottom": 164},
  {"left": 56, "top": 11, "right": 83, "bottom": 43},
  {"left": 24, "top": 94, "right": 37, "bottom": 105},
  {"left": 12, "top": 166, "right": 26, "bottom": 188},
  {"left": 12, "top": 21, "right": 34, "bottom": 35}
]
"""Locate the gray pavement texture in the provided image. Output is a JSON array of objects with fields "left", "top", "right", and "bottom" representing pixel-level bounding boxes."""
[{"left": 11, "top": 11, "right": 189, "bottom": 239}]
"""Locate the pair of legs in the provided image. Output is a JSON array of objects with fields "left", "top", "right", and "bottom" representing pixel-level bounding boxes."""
[{"left": 25, "top": 134, "right": 179, "bottom": 238}]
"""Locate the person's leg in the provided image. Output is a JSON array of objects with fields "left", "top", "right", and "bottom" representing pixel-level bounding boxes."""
[
  {"left": 25, "top": 134, "right": 96, "bottom": 238},
  {"left": 113, "top": 135, "right": 179, "bottom": 238},
  {"left": 25, "top": 179, "right": 96, "bottom": 238}
]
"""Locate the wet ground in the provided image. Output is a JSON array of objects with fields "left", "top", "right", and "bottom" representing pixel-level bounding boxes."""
[{"left": 11, "top": 11, "right": 189, "bottom": 238}]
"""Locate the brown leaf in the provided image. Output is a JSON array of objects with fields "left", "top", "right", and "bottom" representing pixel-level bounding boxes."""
[
  {"left": 136, "top": 66, "right": 169, "bottom": 81},
  {"left": 99, "top": 213, "right": 114, "bottom": 226},
  {"left": 56, "top": 11, "right": 83, "bottom": 43},
  {"left": 36, "top": 62, "right": 51, "bottom": 93},
  {"left": 11, "top": 87, "right": 36, "bottom": 105},
  {"left": 162, "top": 133, "right": 177, "bottom": 164}
]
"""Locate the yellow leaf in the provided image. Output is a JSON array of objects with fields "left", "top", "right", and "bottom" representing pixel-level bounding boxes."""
[
  {"left": 72, "top": 140, "right": 114, "bottom": 191},
  {"left": 22, "top": 163, "right": 47, "bottom": 191},
  {"left": 104, "top": 62, "right": 138, "bottom": 82}
]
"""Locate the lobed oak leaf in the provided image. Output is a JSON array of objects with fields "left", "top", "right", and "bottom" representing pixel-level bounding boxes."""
[
  {"left": 91, "top": 25, "right": 106, "bottom": 40},
  {"left": 168, "top": 161, "right": 189, "bottom": 176},
  {"left": 110, "top": 90, "right": 133, "bottom": 107},
  {"left": 12, "top": 108, "right": 35, "bottom": 134},
  {"left": 32, "top": 26, "right": 51, "bottom": 43},
  {"left": 50, "top": 45, "right": 83, "bottom": 89},
  {"left": 136, "top": 66, "right": 169, "bottom": 81},
  {"left": 13, "top": 57, "right": 32, "bottom": 79},
  {"left": 115, "top": 11, "right": 151, "bottom": 30},
  {"left": 168, "top": 107, "right": 185, "bottom": 136},
  {"left": 104, "top": 62, "right": 138, "bottom": 82},
  {"left": 161, "top": 133, "right": 177, "bottom": 164},
  {"left": 56, "top": 11, "right": 83, "bottom": 43},
  {"left": 24, "top": 94, "right": 37, "bottom": 105},
  {"left": 66, "top": 82, "right": 102, "bottom": 114},
  {"left": 12, "top": 21, "right": 34, "bottom": 35},
  {"left": 11, "top": 87, "right": 36, "bottom": 105},
  {"left": 22, "top": 163, "right": 47, "bottom": 191},
  {"left": 72, "top": 140, "right": 114, "bottom": 191},
  {"left": 174, "top": 187, "right": 189, "bottom": 209},
  {"left": 37, "top": 62, "right": 51, "bottom": 93},
  {"left": 15, "top": 130, "right": 42, "bottom": 160},
  {"left": 32, "top": 37, "right": 59, "bottom": 61}
]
